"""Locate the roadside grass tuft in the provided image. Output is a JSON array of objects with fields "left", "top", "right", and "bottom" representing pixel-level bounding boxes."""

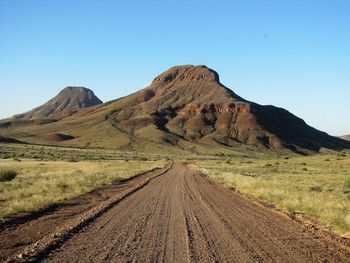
[{"left": 343, "top": 177, "right": 350, "bottom": 193}]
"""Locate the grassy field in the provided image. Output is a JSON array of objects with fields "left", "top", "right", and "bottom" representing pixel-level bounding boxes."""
[
  {"left": 2, "top": 142, "right": 350, "bottom": 238},
  {"left": 193, "top": 152, "right": 350, "bottom": 236},
  {"left": 0, "top": 156, "right": 165, "bottom": 219},
  {"left": 0, "top": 143, "right": 170, "bottom": 161}
]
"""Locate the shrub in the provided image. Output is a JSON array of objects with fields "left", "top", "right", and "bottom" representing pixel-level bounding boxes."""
[
  {"left": 343, "top": 177, "right": 350, "bottom": 193},
  {"left": 242, "top": 172, "right": 258, "bottom": 177},
  {"left": 344, "top": 177, "right": 350, "bottom": 188},
  {"left": 346, "top": 193, "right": 350, "bottom": 201},
  {"left": 309, "top": 185, "right": 323, "bottom": 192},
  {"left": 0, "top": 170, "right": 17, "bottom": 182},
  {"left": 229, "top": 185, "right": 236, "bottom": 191}
]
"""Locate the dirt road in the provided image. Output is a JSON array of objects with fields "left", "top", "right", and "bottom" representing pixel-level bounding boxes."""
[{"left": 2, "top": 164, "right": 350, "bottom": 262}]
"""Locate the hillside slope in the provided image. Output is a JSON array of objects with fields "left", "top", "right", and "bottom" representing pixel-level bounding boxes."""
[
  {"left": 340, "top": 135, "right": 350, "bottom": 141},
  {"left": 0, "top": 65, "right": 349, "bottom": 154},
  {"left": 5, "top": 86, "right": 102, "bottom": 121}
]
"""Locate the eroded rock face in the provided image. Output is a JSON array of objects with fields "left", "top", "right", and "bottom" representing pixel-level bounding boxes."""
[
  {"left": 106, "top": 65, "right": 350, "bottom": 152},
  {"left": 179, "top": 103, "right": 252, "bottom": 114}
]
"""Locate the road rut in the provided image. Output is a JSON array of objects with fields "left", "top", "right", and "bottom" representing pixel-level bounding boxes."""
[{"left": 36, "top": 163, "right": 350, "bottom": 262}]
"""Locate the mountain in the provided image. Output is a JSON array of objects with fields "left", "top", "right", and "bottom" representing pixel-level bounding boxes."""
[
  {"left": 6, "top": 86, "right": 102, "bottom": 121},
  {"left": 0, "top": 65, "right": 349, "bottom": 155}
]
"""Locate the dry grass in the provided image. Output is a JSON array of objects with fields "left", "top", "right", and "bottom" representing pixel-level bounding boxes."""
[
  {"left": 193, "top": 152, "right": 350, "bottom": 236},
  {"left": 2, "top": 142, "right": 350, "bottom": 238},
  {"left": 0, "top": 159, "right": 165, "bottom": 219}
]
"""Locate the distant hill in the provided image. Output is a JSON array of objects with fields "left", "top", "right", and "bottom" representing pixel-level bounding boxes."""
[
  {"left": 340, "top": 135, "right": 350, "bottom": 141},
  {"left": 1, "top": 65, "right": 349, "bottom": 155},
  {"left": 8, "top": 86, "right": 102, "bottom": 121}
]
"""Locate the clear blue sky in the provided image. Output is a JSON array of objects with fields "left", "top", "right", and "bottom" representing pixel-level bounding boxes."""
[{"left": 0, "top": 0, "right": 349, "bottom": 135}]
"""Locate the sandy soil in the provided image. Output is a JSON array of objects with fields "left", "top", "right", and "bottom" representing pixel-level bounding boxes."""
[{"left": 1, "top": 163, "right": 350, "bottom": 262}]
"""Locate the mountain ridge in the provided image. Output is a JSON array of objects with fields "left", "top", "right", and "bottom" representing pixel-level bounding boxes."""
[{"left": 0, "top": 65, "right": 349, "bottom": 155}]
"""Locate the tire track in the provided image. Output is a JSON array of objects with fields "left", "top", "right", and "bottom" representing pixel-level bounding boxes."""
[{"left": 4, "top": 165, "right": 172, "bottom": 263}]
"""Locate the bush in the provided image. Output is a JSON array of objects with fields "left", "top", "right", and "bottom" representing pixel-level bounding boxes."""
[
  {"left": 343, "top": 177, "right": 350, "bottom": 193},
  {"left": 0, "top": 170, "right": 17, "bottom": 182},
  {"left": 309, "top": 185, "right": 323, "bottom": 192}
]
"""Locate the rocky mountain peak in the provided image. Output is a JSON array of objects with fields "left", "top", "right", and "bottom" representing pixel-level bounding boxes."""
[
  {"left": 56, "top": 86, "right": 102, "bottom": 108},
  {"left": 152, "top": 65, "right": 220, "bottom": 84}
]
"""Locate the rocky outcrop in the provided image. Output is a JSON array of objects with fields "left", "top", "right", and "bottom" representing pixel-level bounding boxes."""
[{"left": 153, "top": 65, "right": 220, "bottom": 83}]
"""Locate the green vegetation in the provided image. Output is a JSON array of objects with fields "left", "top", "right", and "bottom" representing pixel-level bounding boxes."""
[
  {"left": 0, "top": 159, "right": 165, "bottom": 219},
  {"left": 193, "top": 153, "right": 350, "bottom": 236},
  {"left": 0, "top": 169, "right": 17, "bottom": 182}
]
